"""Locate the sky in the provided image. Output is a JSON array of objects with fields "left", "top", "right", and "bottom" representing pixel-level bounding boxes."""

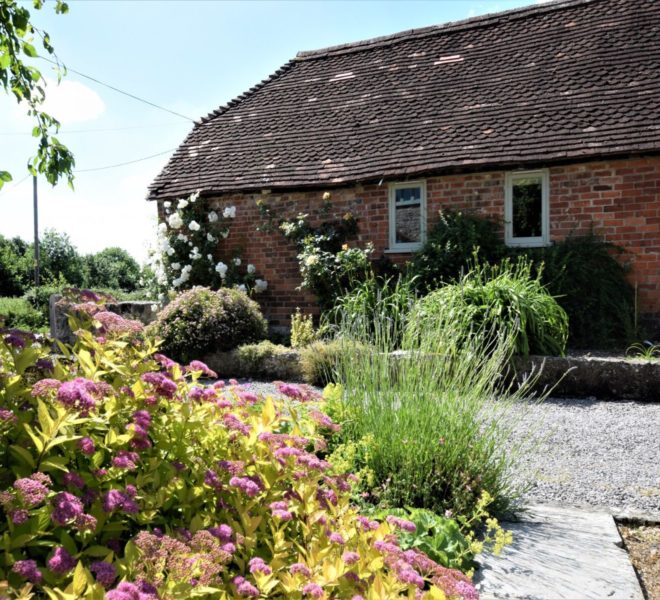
[{"left": 0, "top": 0, "right": 541, "bottom": 264}]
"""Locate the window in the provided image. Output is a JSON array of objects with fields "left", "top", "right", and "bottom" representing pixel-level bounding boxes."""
[
  {"left": 504, "top": 170, "right": 549, "bottom": 247},
  {"left": 388, "top": 181, "right": 426, "bottom": 252}
]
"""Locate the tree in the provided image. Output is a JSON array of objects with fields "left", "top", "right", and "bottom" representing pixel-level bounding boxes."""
[
  {"left": 86, "top": 247, "right": 141, "bottom": 292},
  {"left": 0, "top": 234, "right": 33, "bottom": 295},
  {"left": 40, "top": 228, "right": 84, "bottom": 286},
  {"left": 0, "top": 0, "right": 75, "bottom": 189}
]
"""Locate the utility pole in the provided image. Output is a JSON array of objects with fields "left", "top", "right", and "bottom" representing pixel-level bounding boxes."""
[{"left": 33, "top": 175, "right": 40, "bottom": 287}]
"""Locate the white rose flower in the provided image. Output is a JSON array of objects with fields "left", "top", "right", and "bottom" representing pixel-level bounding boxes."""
[
  {"left": 177, "top": 198, "right": 189, "bottom": 209},
  {"left": 164, "top": 201, "right": 172, "bottom": 209},
  {"left": 208, "top": 211, "right": 218, "bottom": 223},
  {"left": 158, "top": 222, "right": 168, "bottom": 232},
  {"left": 247, "top": 264, "right": 256, "bottom": 274},
  {"left": 304, "top": 254, "right": 319, "bottom": 267},
  {"left": 215, "top": 262, "right": 228, "bottom": 279},
  {"left": 166, "top": 248, "right": 175, "bottom": 256},
  {"left": 190, "top": 190, "right": 200, "bottom": 203},
  {"left": 233, "top": 257, "right": 241, "bottom": 266},
  {"left": 254, "top": 279, "right": 268, "bottom": 293},
  {"left": 167, "top": 212, "right": 183, "bottom": 230},
  {"left": 182, "top": 264, "right": 192, "bottom": 274},
  {"left": 207, "top": 232, "right": 215, "bottom": 242},
  {"left": 236, "top": 284, "right": 247, "bottom": 293},
  {"left": 177, "top": 233, "right": 188, "bottom": 242},
  {"left": 223, "top": 206, "right": 236, "bottom": 219},
  {"left": 221, "top": 230, "right": 229, "bottom": 239},
  {"left": 207, "top": 254, "right": 213, "bottom": 261},
  {"left": 188, "top": 220, "right": 201, "bottom": 232},
  {"left": 171, "top": 262, "right": 181, "bottom": 271}
]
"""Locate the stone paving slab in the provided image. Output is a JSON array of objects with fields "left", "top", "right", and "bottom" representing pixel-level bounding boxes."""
[{"left": 474, "top": 505, "right": 643, "bottom": 599}]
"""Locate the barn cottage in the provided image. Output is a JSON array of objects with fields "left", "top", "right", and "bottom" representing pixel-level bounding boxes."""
[{"left": 148, "top": 0, "right": 660, "bottom": 329}]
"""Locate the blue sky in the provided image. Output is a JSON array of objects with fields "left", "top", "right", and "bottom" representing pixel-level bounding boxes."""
[{"left": 0, "top": 0, "right": 539, "bottom": 263}]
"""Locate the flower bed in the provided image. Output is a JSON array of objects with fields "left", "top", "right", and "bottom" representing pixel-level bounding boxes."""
[{"left": 0, "top": 295, "right": 477, "bottom": 598}]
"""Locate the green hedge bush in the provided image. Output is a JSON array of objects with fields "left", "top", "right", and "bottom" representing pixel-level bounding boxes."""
[{"left": 147, "top": 286, "right": 267, "bottom": 362}]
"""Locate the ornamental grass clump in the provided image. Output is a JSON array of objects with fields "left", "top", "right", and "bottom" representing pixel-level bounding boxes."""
[
  {"left": 330, "top": 284, "right": 542, "bottom": 519},
  {"left": 147, "top": 286, "right": 267, "bottom": 362},
  {"left": 0, "top": 290, "right": 478, "bottom": 599}
]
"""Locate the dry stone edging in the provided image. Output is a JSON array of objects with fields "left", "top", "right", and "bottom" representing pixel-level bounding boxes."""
[{"left": 475, "top": 504, "right": 644, "bottom": 599}]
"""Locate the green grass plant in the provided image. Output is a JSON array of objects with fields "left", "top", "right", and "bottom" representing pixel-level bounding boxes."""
[{"left": 329, "top": 282, "right": 542, "bottom": 518}]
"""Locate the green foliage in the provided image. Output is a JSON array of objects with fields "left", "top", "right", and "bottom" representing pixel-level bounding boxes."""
[
  {"left": 298, "top": 340, "right": 345, "bottom": 386},
  {"left": 409, "top": 258, "right": 568, "bottom": 356},
  {"left": 408, "top": 209, "right": 505, "bottom": 292},
  {"left": 626, "top": 340, "right": 660, "bottom": 361},
  {"left": 329, "top": 299, "right": 541, "bottom": 519},
  {"left": 517, "top": 234, "right": 635, "bottom": 348},
  {"left": 85, "top": 247, "right": 141, "bottom": 292},
  {"left": 0, "top": 294, "right": 477, "bottom": 599},
  {"left": 40, "top": 229, "right": 84, "bottom": 287},
  {"left": 236, "top": 340, "right": 293, "bottom": 378},
  {"left": 147, "top": 286, "right": 267, "bottom": 362},
  {"left": 290, "top": 309, "right": 317, "bottom": 349},
  {"left": 0, "top": 0, "right": 74, "bottom": 188},
  {"left": 0, "top": 297, "right": 46, "bottom": 331},
  {"left": 0, "top": 235, "right": 34, "bottom": 296}
]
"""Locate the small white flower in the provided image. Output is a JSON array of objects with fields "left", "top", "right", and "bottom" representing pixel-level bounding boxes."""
[
  {"left": 171, "top": 262, "right": 181, "bottom": 270},
  {"left": 254, "top": 279, "right": 268, "bottom": 293},
  {"left": 190, "top": 190, "right": 200, "bottom": 203},
  {"left": 177, "top": 233, "right": 188, "bottom": 242},
  {"left": 164, "top": 201, "right": 172, "bottom": 209},
  {"left": 236, "top": 284, "right": 247, "bottom": 293},
  {"left": 304, "top": 254, "right": 319, "bottom": 267},
  {"left": 207, "top": 254, "right": 213, "bottom": 261},
  {"left": 177, "top": 198, "right": 189, "bottom": 210},
  {"left": 188, "top": 241, "right": 193, "bottom": 246},
  {"left": 223, "top": 205, "right": 236, "bottom": 219},
  {"left": 207, "top": 232, "right": 215, "bottom": 242},
  {"left": 208, "top": 211, "right": 218, "bottom": 223},
  {"left": 247, "top": 264, "right": 256, "bottom": 274},
  {"left": 322, "top": 192, "right": 331, "bottom": 201},
  {"left": 188, "top": 220, "right": 201, "bottom": 232},
  {"left": 167, "top": 212, "right": 183, "bottom": 230},
  {"left": 221, "top": 230, "right": 229, "bottom": 239},
  {"left": 158, "top": 222, "right": 168, "bottom": 233},
  {"left": 233, "top": 257, "right": 241, "bottom": 266},
  {"left": 166, "top": 248, "right": 175, "bottom": 256},
  {"left": 215, "top": 262, "right": 228, "bottom": 279},
  {"left": 182, "top": 264, "right": 192, "bottom": 274}
]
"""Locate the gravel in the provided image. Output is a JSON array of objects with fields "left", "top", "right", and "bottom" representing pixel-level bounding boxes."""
[
  {"left": 235, "top": 380, "right": 660, "bottom": 516},
  {"left": 508, "top": 398, "right": 660, "bottom": 516}
]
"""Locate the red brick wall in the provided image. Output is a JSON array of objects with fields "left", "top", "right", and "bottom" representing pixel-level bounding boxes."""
[{"left": 195, "top": 155, "right": 659, "bottom": 327}]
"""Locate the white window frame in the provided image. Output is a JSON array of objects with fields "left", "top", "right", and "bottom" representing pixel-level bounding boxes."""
[
  {"left": 504, "top": 169, "right": 550, "bottom": 247},
  {"left": 387, "top": 180, "right": 427, "bottom": 252}
]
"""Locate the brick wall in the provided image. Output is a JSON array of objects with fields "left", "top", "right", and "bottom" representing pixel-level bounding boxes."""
[{"left": 178, "top": 155, "right": 659, "bottom": 327}]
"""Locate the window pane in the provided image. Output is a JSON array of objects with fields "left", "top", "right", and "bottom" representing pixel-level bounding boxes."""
[
  {"left": 395, "top": 204, "right": 421, "bottom": 243},
  {"left": 395, "top": 187, "right": 421, "bottom": 205},
  {"left": 512, "top": 177, "right": 543, "bottom": 238}
]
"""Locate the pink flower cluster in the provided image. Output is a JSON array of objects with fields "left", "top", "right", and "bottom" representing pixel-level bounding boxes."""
[
  {"left": 186, "top": 360, "right": 217, "bottom": 378},
  {"left": 141, "top": 372, "right": 177, "bottom": 399},
  {"left": 56, "top": 377, "right": 104, "bottom": 414},
  {"left": 128, "top": 410, "right": 152, "bottom": 449}
]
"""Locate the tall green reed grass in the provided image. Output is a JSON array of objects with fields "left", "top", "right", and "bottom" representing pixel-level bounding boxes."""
[{"left": 330, "top": 280, "right": 542, "bottom": 518}]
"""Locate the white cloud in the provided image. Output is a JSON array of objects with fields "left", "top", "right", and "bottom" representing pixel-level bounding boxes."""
[{"left": 40, "top": 78, "right": 106, "bottom": 124}]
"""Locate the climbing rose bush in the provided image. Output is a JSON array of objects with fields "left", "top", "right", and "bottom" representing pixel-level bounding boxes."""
[
  {"left": 148, "top": 190, "right": 267, "bottom": 299},
  {"left": 0, "top": 296, "right": 477, "bottom": 599}
]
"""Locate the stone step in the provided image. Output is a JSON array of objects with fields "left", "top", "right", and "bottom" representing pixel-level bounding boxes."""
[{"left": 474, "top": 504, "right": 643, "bottom": 599}]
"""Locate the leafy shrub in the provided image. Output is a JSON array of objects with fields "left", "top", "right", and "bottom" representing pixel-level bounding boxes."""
[
  {"left": 236, "top": 341, "right": 300, "bottom": 379},
  {"left": 0, "top": 297, "right": 46, "bottom": 331},
  {"left": 147, "top": 286, "right": 267, "bottom": 362},
  {"left": 0, "top": 235, "right": 34, "bottom": 296},
  {"left": 85, "top": 247, "right": 141, "bottom": 292},
  {"left": 290, "top": 309, "right": 317, "bottom": 348},
  {"left": 408, "top": 258, "right": 568, "bottom": 356},
  {"left": 408, "top": 209, "right": 505, "bottom": 292},
  {"left": 517, "top": 234, "right": 635, "bottom": 348},
  {"left": 0, "top": 296, "right": 477, "bottom": 599},
  {"left": 299, "top": 340, "right": 345, "bottom": 385}
]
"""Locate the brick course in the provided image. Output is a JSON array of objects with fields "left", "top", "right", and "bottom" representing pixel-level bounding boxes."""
[{"left": 166, "top": 155, "right": 659, "bottom": 328}]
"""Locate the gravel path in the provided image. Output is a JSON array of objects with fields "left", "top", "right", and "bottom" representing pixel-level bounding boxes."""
[
  {"left": 236, "top": 381, "right": 660, "bottom": 516},
  {"left": 508, "top": 398, "right": 660, "bottom": 516}
]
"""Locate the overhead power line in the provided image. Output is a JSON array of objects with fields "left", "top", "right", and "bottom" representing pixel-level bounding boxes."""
[
  {"left": 74, "top": 147, "right": 177, "bottom": 173},
  {"left": 0, "top": 122, "right": 189, "bottom": 136},
  {"left": 39, "top": 56, "right": 196, "bottom": 122}
]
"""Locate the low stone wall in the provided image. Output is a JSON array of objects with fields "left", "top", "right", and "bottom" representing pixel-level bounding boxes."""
[
  {"left": 512, "top": 355, "right": 659, "bottom": 402},
  {"left": 49, "top": 295, "right": 158, "bottom": 344},
  {"left": 205, "top": 346, "right": 658, "bottom": 401}
]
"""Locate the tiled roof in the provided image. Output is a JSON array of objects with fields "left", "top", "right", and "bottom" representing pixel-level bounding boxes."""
[{"left": 147, "top": 0, "right": 660, "bottom": 200}]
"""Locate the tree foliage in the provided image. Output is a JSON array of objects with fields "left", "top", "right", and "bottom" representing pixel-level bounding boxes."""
[
  {"left": 85, "top": 246, "right": 141, "bottom": 292},
  {"left": 0, "top": 0, "right": 75, "bottom": 189}
]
